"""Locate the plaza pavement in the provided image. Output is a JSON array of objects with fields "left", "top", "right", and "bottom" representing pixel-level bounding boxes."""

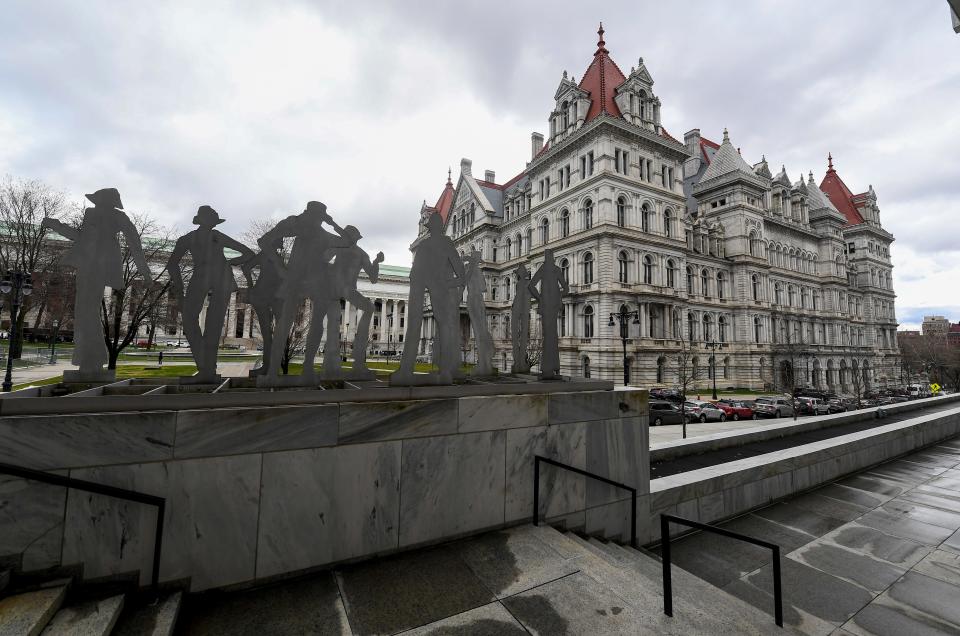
[{"left": 662, "top": 437, "right": 960, "bottom": 634}]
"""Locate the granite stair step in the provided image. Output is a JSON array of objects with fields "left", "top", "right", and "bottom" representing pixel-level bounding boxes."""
[
  {"left": 550, "top": 527, "right": 794, "bottom": 634},
  {"left": 0, "top": 585, "right": 67, "bottom": 636},
  {"left": 111, "top": 591, "right": 182, "bottom": 636},
  {"left": 40, "top": 593, "right": 124, "bottom": 636}
]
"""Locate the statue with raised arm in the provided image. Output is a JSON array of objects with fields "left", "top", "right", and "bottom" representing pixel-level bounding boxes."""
[
  {"left": 392, "top": 212, "right": 465, "bottom": 385},
  {"left": 41, "top": 188, "right": 150, "bottom": 381},
  {"left": 511, "top": 262, "right": 532, "bottom": 374},
  {"left": 464, "top": 248, "right": 493, "bottom": 376},
  {"left": 241, "top": 237, "right": 286, "bottom": 375},
  {"left": 257, "top": 201, "right": 350, "bottom": 383},
  {"left": 327, "top": 225, "right": 384, "bottom": 378},
  {"left": 528, "top": 248, "right": 569, "bottom": 379},
  {"left": 166, "top": 206, "right": 254, "bottom": 381}
]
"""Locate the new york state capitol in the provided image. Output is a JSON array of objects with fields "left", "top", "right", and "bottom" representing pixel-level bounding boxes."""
[{"left": 411, "top": 27, "right": 899, "bottom": 392}]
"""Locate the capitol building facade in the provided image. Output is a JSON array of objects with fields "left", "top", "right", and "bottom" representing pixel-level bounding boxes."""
[{"left": 415, "top": 26, "right": 900, "bottom": 392}]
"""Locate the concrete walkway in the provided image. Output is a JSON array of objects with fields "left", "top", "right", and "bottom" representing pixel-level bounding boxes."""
[{"left": 662, "top": 436, "right": 960, "bottom": 634}]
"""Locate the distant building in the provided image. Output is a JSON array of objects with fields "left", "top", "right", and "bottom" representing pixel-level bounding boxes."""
[
  {"left": 922, "top": 315, "right": 951, "bottom": 338},
  {"left": 413, "top": 26, "right": 900, "bottom": 392}
]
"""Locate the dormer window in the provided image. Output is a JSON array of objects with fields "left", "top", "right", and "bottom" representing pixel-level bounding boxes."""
[{"left": 561, "top": 101, "right": 569, "bottom": 129}]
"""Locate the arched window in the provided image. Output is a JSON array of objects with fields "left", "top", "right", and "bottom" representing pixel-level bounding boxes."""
[
  {"left": 656, "top": 356, "right": 665, "bottom": 383},
  {"left": 687, "top": 312, "right": 696, "bottom": 342},
  {"left": 618, "top": 250, "right": 629, "bottom": 284},
  {"left": 561, "top": 100, "right": 569, "bottom": 129},
  {"left": 664, "top": 208, "right": 673, "bottom": 238},
  {"left": 718, "top": 316, "right": 727, "bottom": 342},
  {"left": 641, "top": 204, "right": 651, "bottom": 232},
  {"left": 788, "top": 285, "right": 797, "bottom": 307},
  {"left": 752, "top": 274, "right": 760, "bottom": 301},
  {"left": 774, "top": 282, "right": 783, "bottom": 305},
  {"left": 723, "top": 356, "right": 730, "bottom": 379},
  {"left": 754, "top": 316, "right": 762, "bottom": 343},
  {"left": 515, "top": 233, "right": 523, "bottom": 256},
  {"left": 703, "top": 314, "right": 713, "bottom": 341},
  {"left": 583, "top": 306, "right": 594, "bottom": 338},
  {"left": 559, "top": 258, "right": 570, "bottom": 283},
  {"left": 560, "top": 209, "right": 570, "bottom": 238},
  {"left": 686, "top": 266, "right": 694, "bottom": 293},
  {"left": 672, "top": 310, "right": 681, "bottom": 339},
  {"left": 617, "top": 196, "right": 626, "bottom": 227},
  {"left": 470, "top": 202, "right": 476, "bottom": 223},
  {"left": 583, "top": 199, "right": 593, "bottom": 229},
  {"left": 716, "top": 271, "right": 725, "bottom": 300},
  {"left": 491, "top": 278, "right": 498, "bottom": 301},
  {"left": 748, "top": 231, "right": 757, "bottom": 256},
  {"left": 582, "top": 252, "right": 594, "bottom": 284},
  {"left": 701, "top": 269, "right": 709, "bottom": 298},
  {"left": 666, "top": 259, "right": 676, "bottom": 288},
  {"left": 540, "top": 217, "right": 550, "bottom": 244},
  {"left": 505, "top": 237, "right": 512, "bottom": 260},
  {"left": 559, "top": 305, "right": 566, "bottom": 337},
  {"left": 505, "top": 276, "right": 512, "bottom": 301},
  {"left": 643, "top": 255, "right": 653, "bottom": 284},
  {"left": 582, "top": 356, "right": 591, "bottom": 378}
]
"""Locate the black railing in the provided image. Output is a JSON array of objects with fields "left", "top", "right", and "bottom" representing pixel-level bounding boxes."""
[
  {"left": 532, "top": 455, "right": 637, "bottom": 548},
  {"left": 660, "top": 514, "right": 783, "bottom": 627},
  {"left": 0, "top": 462, "right": 166, "bottom": 592}
]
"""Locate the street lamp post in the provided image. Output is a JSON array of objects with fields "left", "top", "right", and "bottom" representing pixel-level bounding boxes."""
[
  {"left": 48, "top": 319, "right": 60, "bottom": 364},
  {"left": 608, "top": 307, "right": 641, "bottom": 386},
  {"left": 702, "top": 339, "right": 723, "bottom": 400},
  {"left": 1, "top": 271, "right": 33, "bottom": 392}
]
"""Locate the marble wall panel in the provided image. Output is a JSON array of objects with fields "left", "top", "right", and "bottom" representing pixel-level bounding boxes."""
[
  {"left": 0, "top": 474, "right": 67, "bottom": 571},
  {"left": 339, "top": 399, "right": 457, "bottom": 444},
  {"left": 174, "top": 405, "right": 338, "bottom": 458},
  {"left": 547, "top": 391, "right": 620, "bottom": 425},
  {"left": 458, "top": 394, "right": 547, "bottom": 433},
  {"left": 63, "top": 455, "right": 261, "bottom": 591},
  {"left": 585, "top": 417, "right": 648, "bottom": 506},
  {"left": 0, "top": 411, "right": 175, "bottom": 470},
  {"left": 399, "top": 431, "right": 505, "bottom": 547},
  {"left": 504, "top": 422, "right": 587, "bottom": 524},
  {"left": 256, "top": 441, "right": 401, "bottom": 579}
]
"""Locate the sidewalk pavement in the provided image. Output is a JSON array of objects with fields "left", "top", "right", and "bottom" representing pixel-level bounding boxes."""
[{"left": 9, "top": 359, "right": 77, "bottom": 387}]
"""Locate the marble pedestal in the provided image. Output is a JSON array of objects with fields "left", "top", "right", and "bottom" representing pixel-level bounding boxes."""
[
  {"left": 63, "top": 369, "right": 116, "bottom": 383},
  {"left": 179, "top": 374, "right": 222, "bottom": 385}
]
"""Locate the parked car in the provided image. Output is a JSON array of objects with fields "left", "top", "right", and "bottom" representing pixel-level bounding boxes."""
[
  {"left": 683, "top": 400, "right": 727, "bottom": 423},
  {"left": 650, "top": 388, "right": 685, "bottom": 404},
  {"left": 796, "top": 397, "right": 830, "bottom": 416},
  {"left": 713, "top": 400, "right": 756, "bottom": 421},
  {"left": 649, "top": 400, "right": 686, "bottom": 426},
  {"left": 826, "top": 399, "right": 847, "bottom": 414},
  {"left": 752, "top": 396, "right": 796, "bottom": 418}
]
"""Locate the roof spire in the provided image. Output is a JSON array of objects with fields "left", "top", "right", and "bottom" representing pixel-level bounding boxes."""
[
  {"left": 447, "top": 167, "right": 452, "bottom": 185},
  {"left": 722, "top": 127, "right": 730, "bottom": 143},
  {"left": 597, "top": 22, "right": 605, "bottom": 50},
  {"left": 827, "top": 152, "right": 834, "bottom": 171}
]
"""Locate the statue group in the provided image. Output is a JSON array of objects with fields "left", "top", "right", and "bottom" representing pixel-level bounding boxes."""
[{"left": 46, "top": 188, "right": 568, "bottom": 386}]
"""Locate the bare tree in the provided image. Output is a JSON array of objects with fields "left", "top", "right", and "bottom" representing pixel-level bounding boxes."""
[
  {"left": 0, "top": 176, "right": 69, "bottom": 356},
  {"left": 673, "top": 332, "right": 700, "bottom": 440},
  {"left": 525, "top": 318, "right": 543, "bottom": 372},
  {"left": 100, "top": 213, "right": 179, "bottom": 369},
  {"left": 850, "top": 358, "right": 867, "bottom": 409}
]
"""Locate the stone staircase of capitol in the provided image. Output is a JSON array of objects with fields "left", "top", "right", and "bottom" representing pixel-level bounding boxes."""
[{"left": 0, "top": 524, "right": 798, "bottom": 635}]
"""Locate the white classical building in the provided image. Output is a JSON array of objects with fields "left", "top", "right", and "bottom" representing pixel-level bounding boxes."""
[{"left": 414, "top": 26, "right": 899, "bottom": 392}]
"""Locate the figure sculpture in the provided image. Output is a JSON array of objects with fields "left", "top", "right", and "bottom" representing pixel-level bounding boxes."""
[
  {"left": 258, "top": 201, "right": 349, "bottom": 382},
  {"left": 166, "top": 206, "right": 254, "bottom": 381},
  {"left": 240, "top": 236, "right": 286, "bottom": 375},
  {"left": 511, "top": 263, "right": 532, "bottom": 374},
  {"left": 528, "top": 248, "right": 569, "bottom": 379},
  {"left": 41, "top": 188, "right": 151, "bottom": 381},
  {"left": 392, "top": 213, "right": 464, "bottom": 385},
  {"left": 464, "top": 248, "right": 493, "bottom": 376},
  {"left": 327, "top": 225, "right": 384, "bottom": 378}
]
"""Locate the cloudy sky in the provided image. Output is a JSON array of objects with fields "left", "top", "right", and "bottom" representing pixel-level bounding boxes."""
[{"left": 1, "top": 1, "right": 958, "bottom": 329}]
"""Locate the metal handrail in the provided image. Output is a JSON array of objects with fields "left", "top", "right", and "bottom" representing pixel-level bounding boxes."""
[
  {"left": 0, "top": 462, "right": 166, "bottom": 592},
  {"left": 532, "top": 455, "right": 637, "bottom": 548},
  {"left": 660, "top": 513, "right": 783, "bottom": 627}
]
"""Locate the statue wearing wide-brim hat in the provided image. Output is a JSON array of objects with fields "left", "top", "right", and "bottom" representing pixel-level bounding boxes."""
[{"left": 192, "top": 205, "right": 227, "bottom": 227}]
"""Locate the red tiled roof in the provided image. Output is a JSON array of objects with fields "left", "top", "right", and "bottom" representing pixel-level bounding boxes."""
[
  {"left": 500, "top": 170, "right": 527, "bottom": 190},
  {"left": 433, "top": 173, "right": 455, "bottom": 224},
  {"left": 474, "top": 179, "right": 503, "bottom": 190},
  {"left": 578, "top": 24, "right": 627, "bottom": 123},
  {"left": 700, "top": 136, "right": 720, "bottom": 164},
  {"left": 819, "top": 153, "right": 865, "bottom": 226}
]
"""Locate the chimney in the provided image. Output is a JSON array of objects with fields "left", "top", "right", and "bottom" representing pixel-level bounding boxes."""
[
  {"left": 484, "top": 170, "right": 496, "bottom": 183},
  {"left": 531, "top": 132, "right": 544, "bottom": 160},
  {"left": 460, "top": 158, "right": 472, "bottom": 177},
  {"left": 684, "top": 128, "right": 701, "bottom": 156}
]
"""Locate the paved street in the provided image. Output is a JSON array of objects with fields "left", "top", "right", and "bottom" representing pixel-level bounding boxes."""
[{"left": 662, "top": 437, "right": 960, "bottom": 634}]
